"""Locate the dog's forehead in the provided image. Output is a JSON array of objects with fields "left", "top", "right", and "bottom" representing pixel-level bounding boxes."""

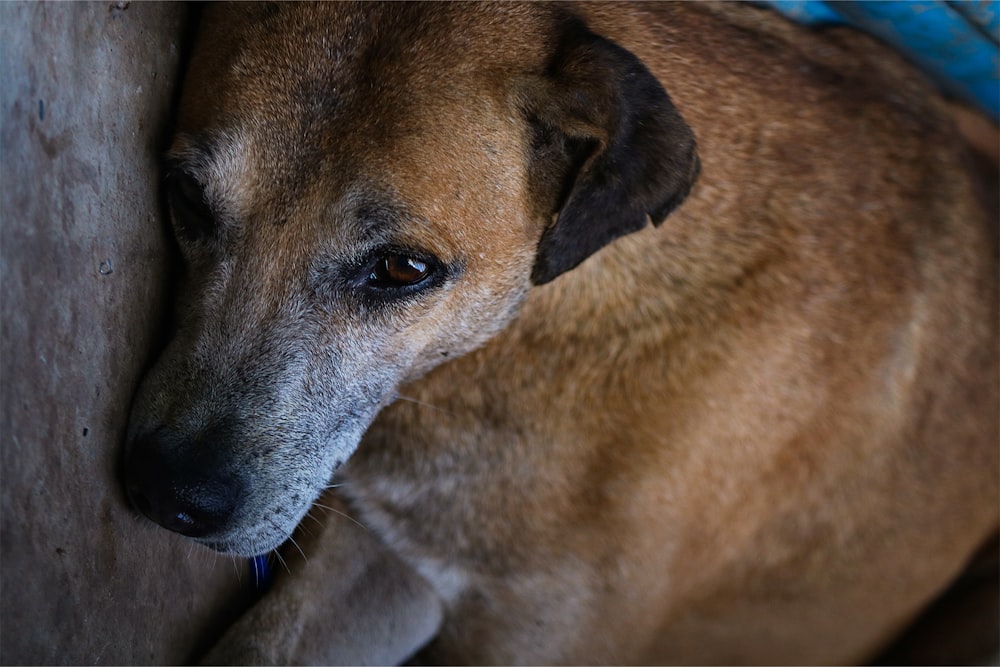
[
  {"left": 180, "top": 3, "right": 552, "bottom": 137},
  {"left": 171, "top": 3, "right": 557, "bottom": 250}
]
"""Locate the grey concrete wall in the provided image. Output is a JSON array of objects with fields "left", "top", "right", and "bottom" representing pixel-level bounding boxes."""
[{"left": 1, "top": 3, "right": 251, "bottom": 664}]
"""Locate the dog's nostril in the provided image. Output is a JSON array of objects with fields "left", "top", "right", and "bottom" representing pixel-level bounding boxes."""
[
  {"left": 159, "top": 506, "right": 205, "bottom": 537},
  {"left": 163, "top": 482, "right": 241, "bottom": 538},
  {"left": 171, "top": 511, "right": 197, "bottom": 532}
]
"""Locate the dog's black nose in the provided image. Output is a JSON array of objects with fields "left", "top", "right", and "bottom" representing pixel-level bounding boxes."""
[{"left": 124, "top": 432, "right": 244, "bottom": 539}]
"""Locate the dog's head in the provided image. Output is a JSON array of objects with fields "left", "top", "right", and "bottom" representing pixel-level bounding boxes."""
[{"left": 123, "top": 3, "right": 699, "bottom": 556}]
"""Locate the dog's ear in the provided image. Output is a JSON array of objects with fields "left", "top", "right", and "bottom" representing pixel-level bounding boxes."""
[{"left": 522, "top": 17, "right": 700, "bottom": 285}]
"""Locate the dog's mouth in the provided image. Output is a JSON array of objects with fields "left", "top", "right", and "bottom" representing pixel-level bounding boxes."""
[
  {"left": 129, "top": 485, "right": 323, "bottom": 558},
  {"left": 186, "top": 479, "right": 335, "bottom": 558},
  {"left": 122, "top": 412, "right": 370, "bottom": 557},
  {"left": 124, "top": 454, "right": 332, "bottom": 557}
]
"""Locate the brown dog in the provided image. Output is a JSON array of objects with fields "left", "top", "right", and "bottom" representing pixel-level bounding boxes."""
[{"left": 123, "top": 2, "right": 998, "bottom": 664}]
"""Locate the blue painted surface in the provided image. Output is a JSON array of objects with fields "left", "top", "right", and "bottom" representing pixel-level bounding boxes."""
[{"left": 757, "top": 1, "right": 999, "bottom": 120}]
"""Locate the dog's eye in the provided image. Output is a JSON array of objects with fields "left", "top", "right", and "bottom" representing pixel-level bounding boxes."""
[
  {"left": 335, "top": 247, "right": 449, "bottom": 305},
  {"left": 367, "top": 253, "right": 433, "bottom": 289},
  {"left": 166, "top": 170, "right": 215, "bottom": 242}
]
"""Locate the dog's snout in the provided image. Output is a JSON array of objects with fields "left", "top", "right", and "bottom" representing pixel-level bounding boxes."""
[{"left": 124, "top": 432, "right": 245, "bottom": 539}]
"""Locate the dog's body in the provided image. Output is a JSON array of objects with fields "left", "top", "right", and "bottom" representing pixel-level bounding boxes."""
[{"left": 123, "top": 3, "right": 998, "bottom": 664}]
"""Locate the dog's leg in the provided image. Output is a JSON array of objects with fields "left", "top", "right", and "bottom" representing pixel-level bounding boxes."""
[{"left": 199, "top": 492, "right": 442, "bottom": 666}]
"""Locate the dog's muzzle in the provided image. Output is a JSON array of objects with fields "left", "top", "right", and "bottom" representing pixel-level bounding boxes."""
[{"left": 123, "top": 429, "right": 246, "bottom": 539}]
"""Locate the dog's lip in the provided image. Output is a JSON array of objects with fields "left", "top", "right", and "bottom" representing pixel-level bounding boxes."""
[
  {"left": 194, "top": 526, "right": 290, "bottom": 557},
  {"left": 197, "top": 537, "right": 283, "bottom": 558}
]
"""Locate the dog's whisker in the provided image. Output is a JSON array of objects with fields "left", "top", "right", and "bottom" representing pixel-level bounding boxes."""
[
  {"left": 311, "top": 501, "right": 368, "bottom": 531},
  {"left": 232, "top": 556, "right": 242, "bottom": 585},
  {"left": 251, "top": 555, "right": 263, "bottom": 589},
  {"left": 393, "top": 392, "right": 454, "bottom": 416},
  {"left": 287, "top": 535, "right": 308, "bottom": 562},
  {"left": 302, "top": 510, "right": 325, "bottom": 528},
  {"left": 272, "top": 549, "right": 291, "bottom": 575},
  {"left": 294, "top": 514, "right": 317, "bottom": 538}
]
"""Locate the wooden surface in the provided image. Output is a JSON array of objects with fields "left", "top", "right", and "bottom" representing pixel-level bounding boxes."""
[{"left": 0, "top": 4, "right": 252, "bottom": 664}]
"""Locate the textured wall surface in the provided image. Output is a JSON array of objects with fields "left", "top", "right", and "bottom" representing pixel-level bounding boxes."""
[{"left": 1, "top": 3, "right": 251, "bottom": 664}]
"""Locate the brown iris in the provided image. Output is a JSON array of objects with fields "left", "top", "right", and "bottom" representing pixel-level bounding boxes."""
[{"left": 368, "top": 254, "right": 430, "bottom": 288}]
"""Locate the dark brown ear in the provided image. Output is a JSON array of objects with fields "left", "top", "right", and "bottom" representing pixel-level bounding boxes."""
[{"left": 523, "top": 17, "right": 700, "bottom": 285}]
